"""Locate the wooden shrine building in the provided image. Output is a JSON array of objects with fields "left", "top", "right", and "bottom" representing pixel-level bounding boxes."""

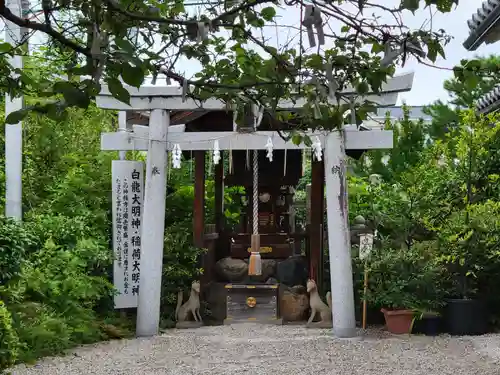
[{"left": 98, "top": 72, "right": 414, "bottom": 336}]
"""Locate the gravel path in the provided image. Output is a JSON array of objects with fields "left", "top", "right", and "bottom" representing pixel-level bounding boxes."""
[{"left": 10, "top": 324, "right": 500, "bottom": 375}]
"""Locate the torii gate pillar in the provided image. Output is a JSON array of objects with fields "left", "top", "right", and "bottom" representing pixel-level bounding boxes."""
[
  {"left": 324, "top": 131, "right": 356, "bottom": 338},
  {"left": 136, "top": 109, "right": 168, "bottom": 337}
]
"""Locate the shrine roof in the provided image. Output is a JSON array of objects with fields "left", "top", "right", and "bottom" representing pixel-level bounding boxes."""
[
  {"left": 463, "top": 0, "right": 500, "bottom": 51},
  {"left": 475, "top": 84, "right": 500, "bottom": 114}
]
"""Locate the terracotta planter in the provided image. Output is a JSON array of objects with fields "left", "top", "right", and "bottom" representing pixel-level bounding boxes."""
[{"left": 381, "top": 308, "right": 414, "bottom": 334}]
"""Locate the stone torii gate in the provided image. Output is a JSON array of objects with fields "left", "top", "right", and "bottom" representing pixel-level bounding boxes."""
[{"left": 97, "top": 73, "right": 414, "bottom": 338}]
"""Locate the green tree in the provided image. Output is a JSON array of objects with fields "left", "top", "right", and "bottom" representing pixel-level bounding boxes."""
[
  {"left": 424, "top": 55, "right": 500, "bottom": 141},
  {"left": 353, "top": 105, "right": 428, "bottom": 184},
  {"left": 1, "top": 0, "right": 456, "bottom": 134}
]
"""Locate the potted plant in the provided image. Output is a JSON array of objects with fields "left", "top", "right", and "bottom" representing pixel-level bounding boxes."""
[
  {"left": 436, "top": 203, "right": 494, "bottom": 336},
  {"left": 367, "top": 247, "right": 445, "bottom": 334},
  {"left": 374, "top": 282, "right": 418, "bottom": 334},
  {"left": 381, "top": 310, "right": 415, "bottom": 334},
  {"left": 367, "top": 250, "right": 420, "bottom": 334}
]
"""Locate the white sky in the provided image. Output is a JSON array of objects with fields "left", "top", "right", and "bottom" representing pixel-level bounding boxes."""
[
  {"left": 172, "top": 0, "right": 497, "bottom": 106},
  {"left": 2, "top": 0, "right": 497, "bottom": 106}
]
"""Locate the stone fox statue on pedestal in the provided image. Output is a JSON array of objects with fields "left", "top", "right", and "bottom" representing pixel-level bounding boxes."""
[
  {"left": 175, "top": 281, "right": 202, "bottom": 322},
  {"left": 306, "top": 279, "right": 332, "bottom": 324}
]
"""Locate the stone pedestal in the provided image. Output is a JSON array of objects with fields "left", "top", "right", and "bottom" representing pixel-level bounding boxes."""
[{"left": 280, "top": 286, "right": 309, "bottom": 322}]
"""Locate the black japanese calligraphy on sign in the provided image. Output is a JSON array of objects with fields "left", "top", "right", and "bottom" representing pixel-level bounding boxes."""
[
  {"left": 131, "top": 236, "right": 141, "bottom": 247},
  {"left": 132, "top": 206, "right": 140, "bottom": 217},
  {"left": 131, "top": 218, "right": 141, "bottom": 229},
  {"left": 113, "top": 162, "right": 144, "bottom": 308},
  {"left": 132, "top": 194, "right": 140, "bottom": 205},
  {"left": 122, "top": 177, "right": 130, "bottom": 295},
  {"left": 115, "top": 178, "right": 123, "bottom": 267},
  {"left": 130, "top": 167, "right": 142, "bottom": 298}
]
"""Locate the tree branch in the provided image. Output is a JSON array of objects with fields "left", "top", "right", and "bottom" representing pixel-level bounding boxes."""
[{"left": 0, "top": 5, "right": 90, "bottom": 57}]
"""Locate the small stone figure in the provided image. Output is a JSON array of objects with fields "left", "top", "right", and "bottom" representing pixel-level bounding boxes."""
[
  {"left": 175, "top": 281, "right": 202, "bottom": 328},
  {"left": 306, "top": 279, "right": 332, "bottom": 328}
]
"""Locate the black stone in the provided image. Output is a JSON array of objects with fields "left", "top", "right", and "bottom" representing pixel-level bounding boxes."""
[{"left": 276, "top": 255, "right": 308, "bottom": 287}]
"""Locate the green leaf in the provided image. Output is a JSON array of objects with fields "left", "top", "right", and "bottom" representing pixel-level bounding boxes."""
[
  {"left": 0, "top": 42, "right": 12, "bottom": 53},
  {"left": 107, "top": 78, "right": 131, "bottom": 106},
  {"left": 260, "top": 7, "right": 276, "bottom": 22},
  {"left": 371, "top": 42, "right": 384, "bottom": 54},
  {"left": 401, "top": 0, "right": 419, "bottom": 13},
  {"left": 5, "top": 109, "right": 28, "bottom": 124},
  {"left": 426, "top": 39, "right": 441, "bottom": 62},
  {"left": 303, "top": 136, "right": 313, "bottom": 147},
  {"left": 356, "top": 81, "right": 369, "bottom": 95},
  {"left": 292, "top": 133, "right": 302, "bottom": 145},
  {"left": 121, "top": 64, "right": 145, "bottom": 88},
  {"left": 114, "top": 38, "right": 135, "bottom": 54},
  {"left": 357, "top": 0, "right": 366, "bottom": 13},
  {"left": 53, "top": 82, "right": 90, "bottom": 108},
  {"left": 45, "top": 102, "right": 68, "bottom": 121},
  {"left": 341, "top": 25, "right": 350, "bottom": 33}
]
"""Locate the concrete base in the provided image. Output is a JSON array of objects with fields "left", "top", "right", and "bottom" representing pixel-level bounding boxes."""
[
  {"left": 224, "top": 318, "right": 283, "bottom": 325},
  {"left": 175, "top": 321, "right": 204, "bottom": 329},
  {"left": 333, "top": 326, "right": 360, "bottom": 338},
  {"left": 331, "top": 334, "right": 364, "bottom": 342}
]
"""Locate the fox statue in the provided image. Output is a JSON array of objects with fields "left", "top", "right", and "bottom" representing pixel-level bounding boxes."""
[
  {"left": 306, "top": 278, "right": 332, "bottom": 324},
  {"left": 175, "top": 280, "right": 202, "bottom": 322}
]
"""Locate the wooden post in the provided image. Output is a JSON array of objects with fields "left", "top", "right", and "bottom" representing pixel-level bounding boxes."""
[
  {"left": 359, "top": 231, "right": 373, "bottom": 330},
  {"left": 214, "top": 151, "right": 224, "bottom": 233},
  {"left": 136, "top": 109, "right": 168, "bottom": 337},
  {"left": 362, "top": 262, "right": 368, "bottom": 329},
  {"left": 306, "top": 184, "right": 312, "bottom": 225},
  {"left": 324, "top": 131, "right": 357, "bottom": 338},
  {"left": 193, "top": 151, "right": 206, "bottom": 248},
  {"left": 309, "top": 159, "right": 324, "bottom": 283}
]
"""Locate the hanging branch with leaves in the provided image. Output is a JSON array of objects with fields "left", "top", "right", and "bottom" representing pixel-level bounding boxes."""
[{"left": 1, "top": 0, "right": 457, "bottom": 130}]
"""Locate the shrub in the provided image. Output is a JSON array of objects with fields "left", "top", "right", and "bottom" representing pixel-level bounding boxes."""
[
  {"left": 365, "top": 244, "right": 447, "bottom": 312},
  {"left": 0, "top": 217, "right": 36, "bottom": 284},
  {"left": 161, "top": 222, "right": 205, "bottom": 320},
  {"left": 0, "top": 237, "right": 113, "bottom": 363},
  {"left": 0, "top": 300, "right": 19, "bottom": 372},
  {"left": 435, "top": 200, "right": 500, "bottom": 299},
  {"left": 8, "top": 302, "right": 73, "bottom": 362}
]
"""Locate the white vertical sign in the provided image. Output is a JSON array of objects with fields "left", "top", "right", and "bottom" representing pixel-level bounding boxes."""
[
  {"left": 359, "top": 233, "right": 374, "bottom": 261},
  {"left": 112, "top": 160, "right": 144, "bottom": 308}
]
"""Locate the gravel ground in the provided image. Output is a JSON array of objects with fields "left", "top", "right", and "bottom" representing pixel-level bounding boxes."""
[{"left": 9, "top": 324, "right": 500, "bottom": 375}]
